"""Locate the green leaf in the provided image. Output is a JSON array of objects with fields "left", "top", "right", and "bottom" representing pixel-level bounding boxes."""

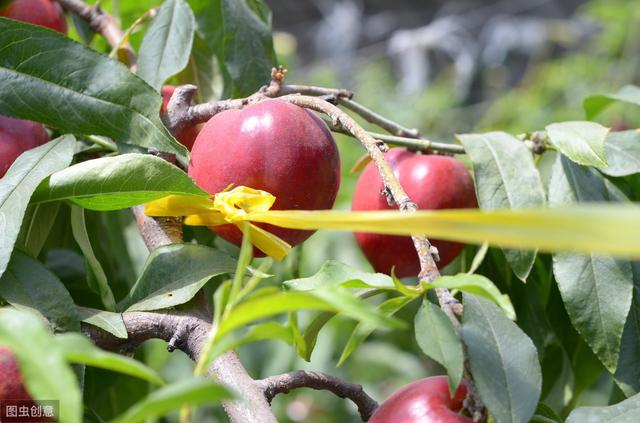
[
  {"left": 217, "top": 288, "right": 404, "bottom": 340},
  {"left": 298, "top": 311, "right": 334, "bottom": 361},
  {"left": 0, "top": 135, "right": 75, "bottom": 278},
  {"left": 118, "top": 244, "right": 236, "bottom": 312},
  {"left": 338, "top": 296, "right": 413, "bottom": 366},
  {"left": 0, "top": 308, "right": 82, "bottom": 423},
  {"left": 530, "top": 403, "right": 562, "bottom": 423},
  {"left": 111, "top": 378, "right": 235, "bottom": 423},
  {"left": 546, "top": 121, "right": 609, "bottom": 167},
  {"left": 425, "top": 274, "right": 515, "bottom": 320},
  {"left": 71, "top": 206, "right": 116, "bottom": 310},
  {"left": 460, "top": 293, "right": 541, "bottom": 423},
  {"left": 0, "top": 251, "right": 79, "bottom": 332},
  {"left": 284, "top": 260, "right": 394, "bottom": 291},
  {"left": 457, "top": 132, "right": 545, "bottom": 281},
  {"left": 189, "top": 0, "right": 276, "bottom": 97},
  {"left": 207, "top": 321, "right": 293, "bottom": 363},
  {"left": 414, "top": 300, "right": 464, "bottom": 395},
  {"left": 77, "top": 306, "right": 128, "bottom": 339},
  {"left": 583, "top": 85, "right": 640, "bottom": 120},
  {"left": 600, "top": 130, "right": 640, "bottom": 177},
  {"left": 283, "top": 262, "right": 394, "bottom": 360},
  {"left": 0, "top": 18, "right": 186, "bottom": 157},
  {"left": 15, "top": 202, "right": 61, "bottom": 258},
  {"left": 549, "top": 155, "right": 634, "bottom": 372},
  {"left": 31, "top": 154, "right": 208, "bottom": 210},
  {"left": 176, "top": 33, "right": 223, "bottom": 103},
  {"left": 137, "top": 0, "right": 196, "bottom": 90},
  {"left": 566, "top": 391, "right": 640, "bottom": 423},
  {"left": 615, "top": 263, "right": 640, "bottom": 396},
  {"left": 467, "top": 242, "right": 489, "bottom": 275},
  {"left": 56, "top": 333, "right": 164, "bottom": 385}
]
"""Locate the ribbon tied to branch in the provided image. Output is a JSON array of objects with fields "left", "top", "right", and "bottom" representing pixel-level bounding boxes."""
[{"left": 145, "top": 186, "right": 292, "bottom": 260}]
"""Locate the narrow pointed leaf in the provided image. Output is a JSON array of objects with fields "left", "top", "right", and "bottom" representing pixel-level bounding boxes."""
[
  {"left": 77, "top": 306, "right": 128, "bottom": 339},
  {"left": 0, "top": 309, "right": 82, "bottom": 423},
  {"left": 217, "top": 288, "right": 404, "bottom": 340},
  {"left": 566, "top": 392, "right": 640, "bottom": 423},
  {"left": 189, "top": 0, "right": 276, "bottom": 97},
  {"left": 15, "top": 202, "right": 61, "bottom": 258},
  {"left": 583, "top": 85, "right": 640, "bottom": 119},
  {"left": 0, "top": 18, "right": 186, "bottom": 157},
  {"left": 546, "top": 121, "right": 609, "bottom": 167},
  {"left": 0, "top": 250, "right": 79, "bottom": 332},
  {"left": 71, "top": 206, "right": 116, "bottom": 310},
  {"left": 550, "top": 155, "right": 633, "bottom": 372},
  {"left": 284, "top": 260, "right": 394, "bottom": 291},
  {"left": 414, "top": 300, "right": 464, "bottom": 394},
  {"left": 137, "top": 0, "right": 196, "bottom": 90},
  {"left": 457, "top": 132, "right": 544, "bottom": 281},
  {"left": 31, "top": 154, "right": 208, "bottom": 211},
  {"left": 614, "top": 265, "right": 640, "bottom": 396},
  {"left": 118, "top": 244, "right": 236, "bottom": 312},
  {"left": 111, "top": 378, "right": 234, "bottom": 423},
  {"left": 600, "top": 130, "right": 640, "bottom": 177},
  {"left": 338, "top": 296, "right": 413, "bottom": 366},
  {"left": 425, "top": 274, "right": 515, "bottom": 320},
  {"left": 460, "top": 294, "right": 541, "bottom": 423},
  {"left": 176, "top": 34, "right": 222, "bottom": 103},
  {"left": 56, "top": 333, "right": 164, "bottom": 385},
  {"left": 207, "top": 322, "right": 293, "bottom": 364},
  {"left": 0, "top": 136, "right": 74, "bottom": 277}
]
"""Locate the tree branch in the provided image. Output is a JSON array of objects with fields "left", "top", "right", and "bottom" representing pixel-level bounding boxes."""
[
  {"left": 58, "top": 0, "right": 136, "bottom": 66},
  {"left": 326, "top": 120, "right": 465, "bottom": 154},
  {"left": 125, "top": 207, "right": 277, "bottom": 423},
  {"left": 256, "top": 371, "right": 379, "bottom": 422},
  {"left": 82, "top": 311, "right": 276, "bottom": 423}
]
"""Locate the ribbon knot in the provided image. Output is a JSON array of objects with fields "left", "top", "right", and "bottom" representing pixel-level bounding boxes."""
[
  {"left": 145, "top": 186, "right": 291, "bottom": 260},
  {"left": 212, "top": 187, "right": 276, "bottom": 223}
]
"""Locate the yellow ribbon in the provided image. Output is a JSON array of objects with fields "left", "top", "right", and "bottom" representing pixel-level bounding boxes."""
[
  {"left": 145, "top": 186, "right": 292, "bottom": 260},
  {"left": 145, "top": 186, "right": 640, "bottom": 260}
]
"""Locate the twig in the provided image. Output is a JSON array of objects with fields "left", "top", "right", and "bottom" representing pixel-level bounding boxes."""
[
  {"left": 277, "top": 84, "right": 353, "bottom": 98},
  {"left": 256, "top": 371, "right": 378, "bottom": 422},
  {"left": 338, "top": 98, "right": 420, "bottom": 138},
  {"left": 58, "top": 0, "right": 136, "bottom": 66},
  {"left": 326, "top": 120, "right": 465, "bottom": 154}
]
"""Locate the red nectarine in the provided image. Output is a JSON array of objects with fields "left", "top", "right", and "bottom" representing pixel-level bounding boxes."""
[
  {"left": 370, "top": 376, "right": 473, "bottom": 423},
  {"left": 188, "top": 99, "right": 340, "bottom": 250},
  {"left": 352, "top": 149, "right": 477, "bottom": 277},
  {"left": 0, "top": 0, "right": 67, "bottom": 33},
  {"left": 0, "top": 116, "right": 49, "bottom": 177}
]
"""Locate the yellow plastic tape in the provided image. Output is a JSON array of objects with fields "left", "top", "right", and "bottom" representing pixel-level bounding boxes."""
[
  {"left": 145, "top": 186, "right": 292, "bottom": 260},
  {"left": 145, "top": 186, "right": 640, "bottom": 260}
]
